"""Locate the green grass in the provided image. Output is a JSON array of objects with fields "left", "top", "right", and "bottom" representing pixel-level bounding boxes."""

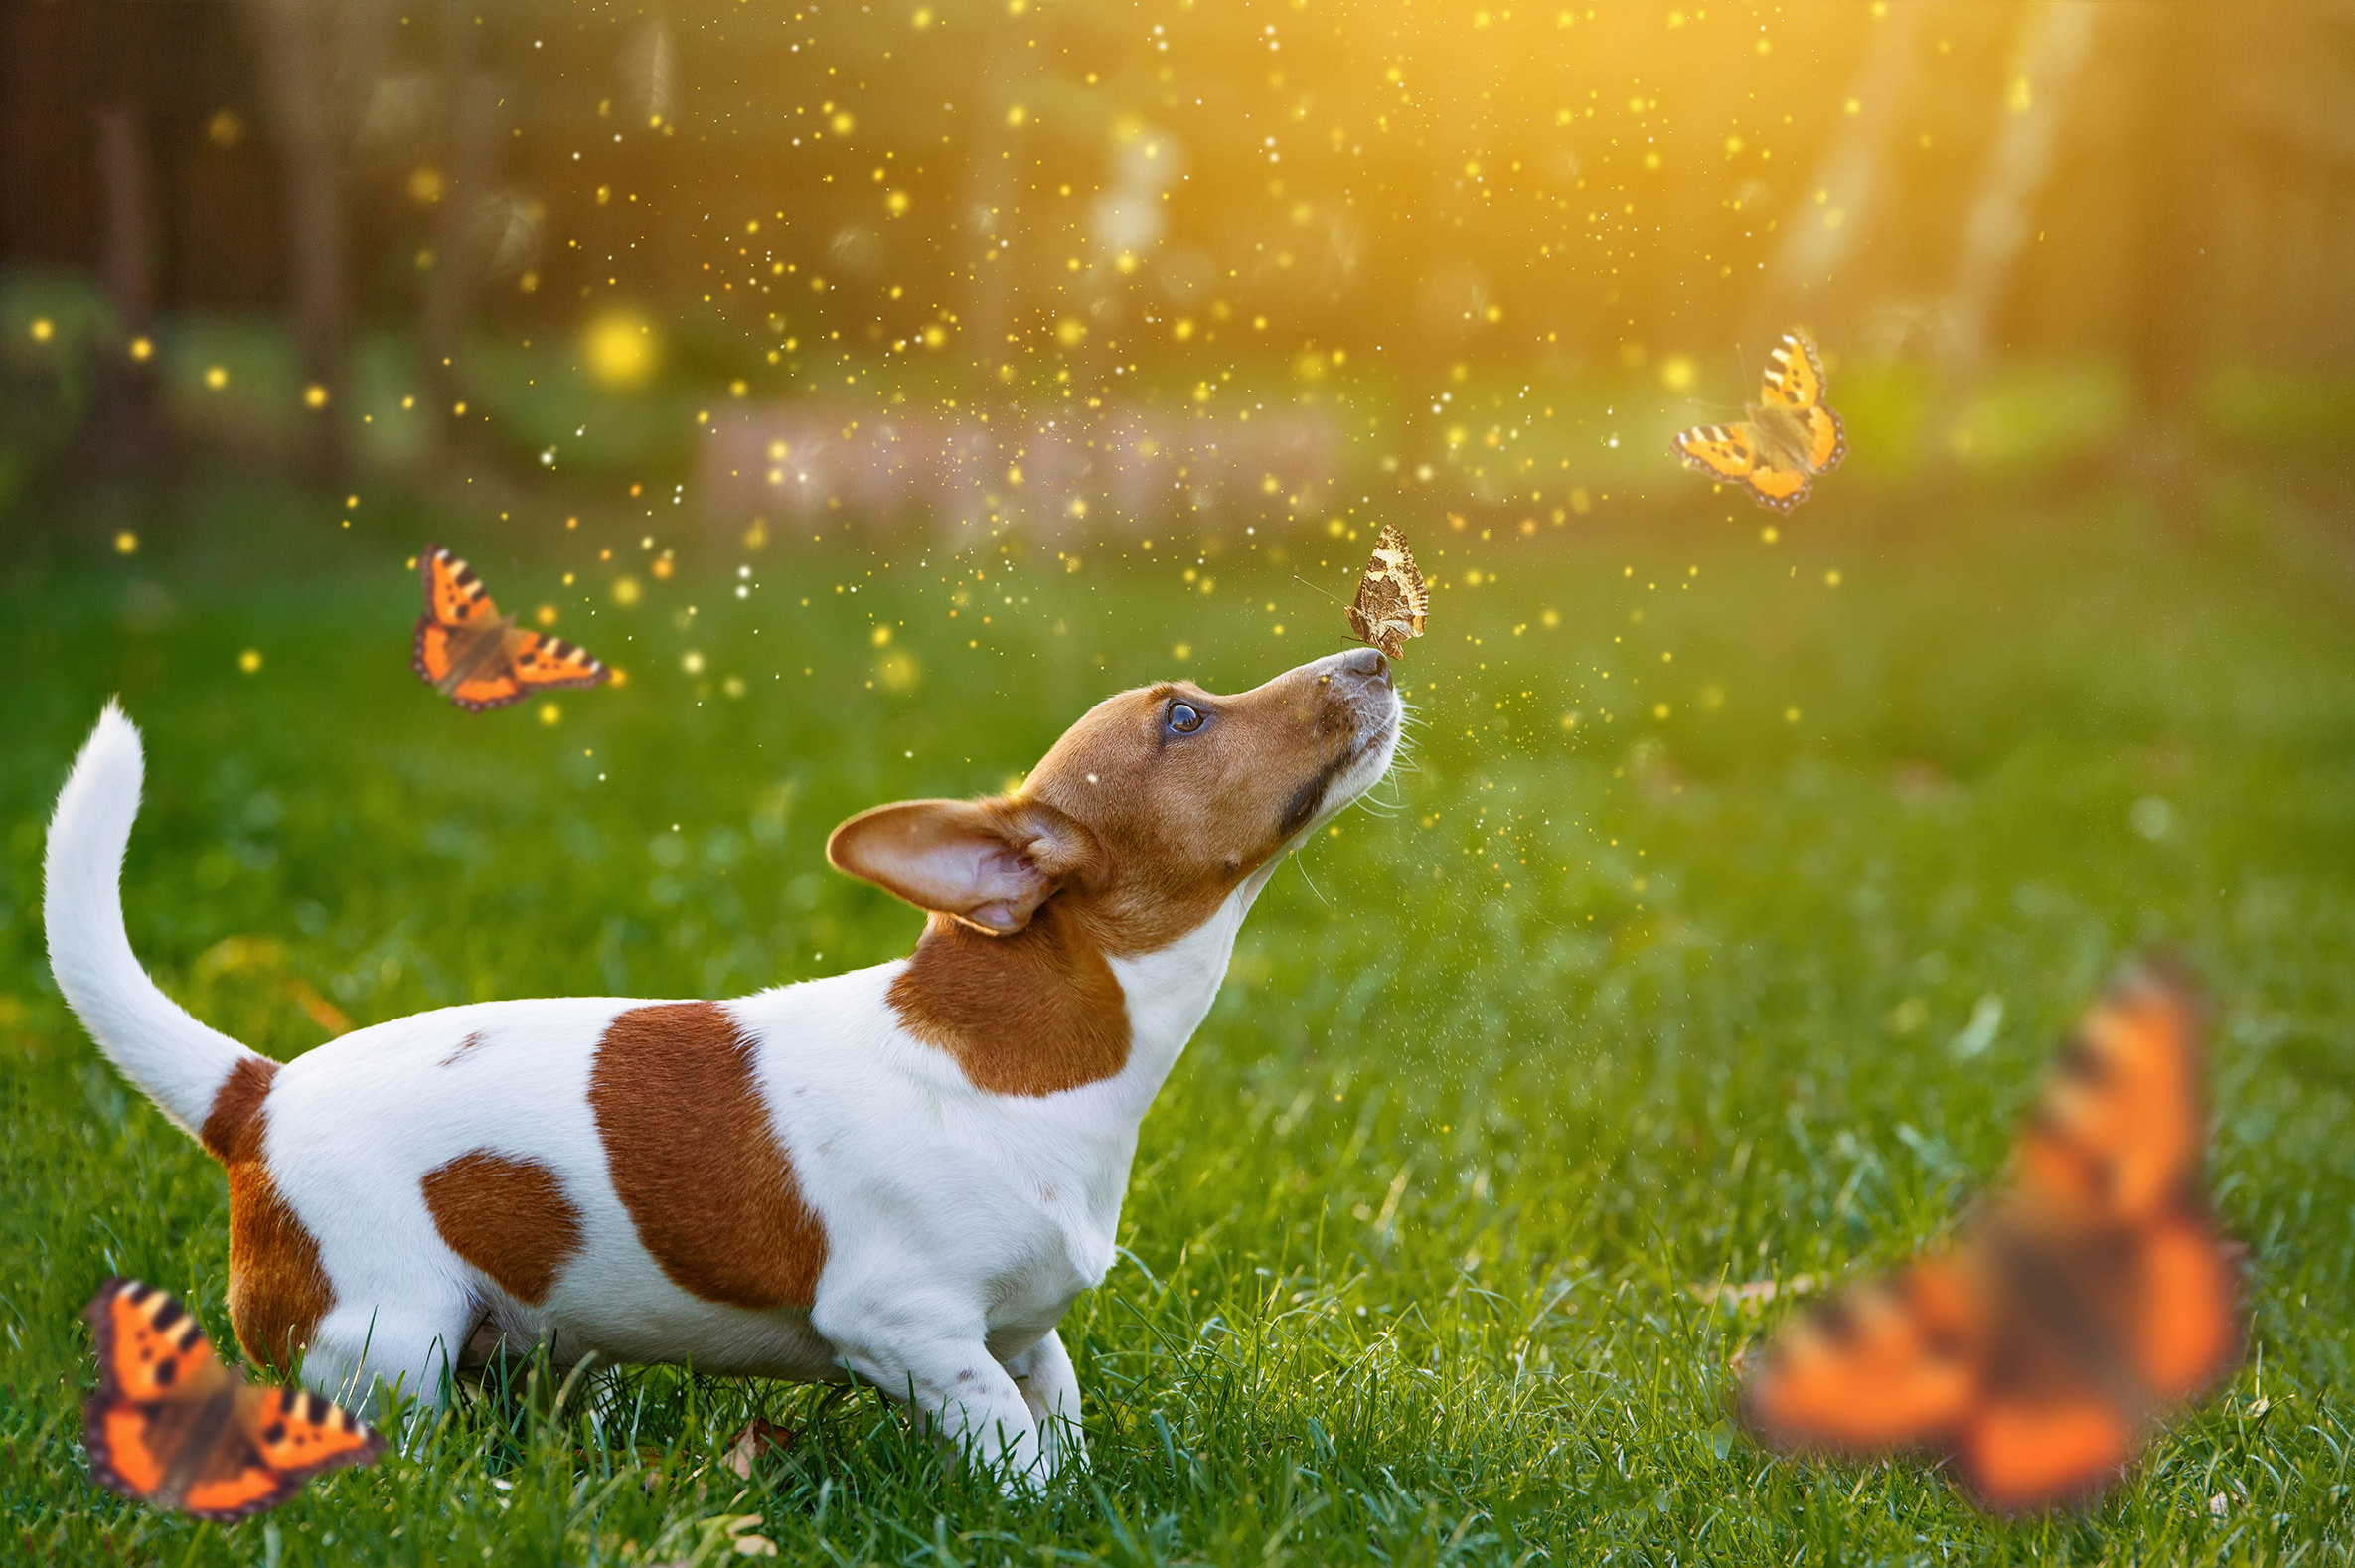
[{"left": 2, "top": 470, "right": 2352, "bottom": 1564}]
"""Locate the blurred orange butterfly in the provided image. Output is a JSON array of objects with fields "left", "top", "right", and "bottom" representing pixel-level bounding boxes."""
[
  {"left": 82, "top": 1279, "right": 383, "bottom": 1521},
  {"left": 412, "top": 544, "right": 613, "bottom": 711},
  {"left": 1739, "top": 959, "right": 2245, "bottom": 1513},
  {"left": 1671, "top": 328, "right": 1846, "bottom": 512}
]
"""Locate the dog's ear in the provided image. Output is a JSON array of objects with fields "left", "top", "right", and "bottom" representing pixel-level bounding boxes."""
[{"left": 826, "top": 797, "right": 1099, "bottom": 935}]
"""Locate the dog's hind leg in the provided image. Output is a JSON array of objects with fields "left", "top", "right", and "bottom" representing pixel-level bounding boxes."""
[{"left": 300, "top": 1279, "right": 478, "bottom": 1429}]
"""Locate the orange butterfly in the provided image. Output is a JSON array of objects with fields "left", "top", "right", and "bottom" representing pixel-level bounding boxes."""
[
  {"left": 81, "top": 1279, "right": 384, "bottom": 1521},
  {"left": 1739, "top": 960, "right": 2245, "bottom": 1512},
  {"left": 412, "top": 544, "right": 612, "bottom": 711},
  {"left": 1671, "top": 329, "right": 1846, "bottom": 512}
]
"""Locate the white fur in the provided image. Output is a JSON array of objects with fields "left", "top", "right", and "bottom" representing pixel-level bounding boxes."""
[
  {"left": 44, "top": 702, "right": 263, "bottom": 1138},
  {"left": 43, "top": 666, "right": 1399, "bottom": 1494}
]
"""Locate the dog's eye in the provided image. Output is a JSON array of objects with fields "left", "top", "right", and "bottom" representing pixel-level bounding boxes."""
[{"left": 1167, "top": 702, "right": 1204, "bottom": 735}]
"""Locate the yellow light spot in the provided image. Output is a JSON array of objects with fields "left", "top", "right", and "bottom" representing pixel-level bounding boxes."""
[
  {"left": 128, "top": 336, "right": 153, "bottom": 362},
  {"left": 1541, "top": 608, "right": 1561, "bottom": 629},
  {"left": 1825, "top": 569, "right": 1842, "bottom": 587},
  {"left": 206, "top": 110, "right": 245, "bottom": 147},
  {"left": 1761, "top": 525, "right": 1780, "bottom": 544},
  {"left": 1173, "top": 642, "right": 1192, "bottom": 660},
  {"left": 609, "top": 668, "right": 629, "bottom": 688},
  {"left": 1006, "top": 104, "right": 1028, "bottom": 128},
  {"left": 885, "top": 189, "right": 910, "bottom": 217},
  {"left": 539, "top": 702, "right": 562, "bottom": 726},
  {"left": 238, "top": 649, "right": 263, "bottom": 674},
  {"left": 912, "top": 5, "right": 933, "bottom": 26},
  {"left": 303, "top": 383, "right": 329, "bottom": 409},
  {"left": 871, "top": 625, "right": 893, "bottom": 647},
  {"left": 612, "top": 576, "right": 642, "bottom": 606},
  {"left": 2008, "top": 75, "right": 2032, "bottom": 113},
  {"left": 204, "top": 365, "right": 229, "bottom": 391},
  {"left": 876, "top": 650, "right": 921, "bottom": 692},
  {"left": 407, "top": 166, "right": 446, "bottom": 205},
  {"left": 682, "top": 650, "right": 706, "bottom": 675},
  {"left": 537, "top": 604, "right": 558, "bottom": 627},
  {"left": 831, "top": 111, "right": 855, "bottom": 135},
  {"left": 583, "top": 309, "right": 658, "bottom": 390},
  {"left": 1055, "top": 318, "right": 1087, "bottom": 346},
  {"left": 1659, "top": 355, "right": 1696, "bottom": 392},
  {"left": 114, "top": 531, "right": 138, "bottom": 555},
  {"left": 651, "top": 556, "right": 675, "bottom": 580},
  {"left": 29, "top": 317, "right": 55, "bottom": 343},
  {"left": 1785, "top": 706, "right": 1802, "bottom": 723}
]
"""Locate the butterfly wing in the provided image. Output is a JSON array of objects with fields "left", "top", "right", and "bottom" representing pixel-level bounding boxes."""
[
  {"left": 1348, "top": 524, "right": 1428, "bottom": 659},
  {"left": 1366, "top": 525, "right": 1429, "bottom": 631},
  {"left": 1740, "top": 1253, "right": 1984, "bottom": 1460},
  {"left": 2015, "top": 961, "right": 2209, "bottom": 1230},
  {"left": 507, "top": 632, "right": 613, "bottom": 694},
  {"left": 1671, "top": 422, "right": 1760, "bottom": 483},
  {"left": 232, "top": 1383, "right": 385, "bottom": 1490},
  {"left": 419, "top": 544, "right": 501, "bottom": 628},
  {"left": 1957, "top": 1389, "right": 2137, "bottom": 1513},
  {"left": 1802, "top": 404, "right": 1846, "bottom": 475},
  {"left": 82, "top": 1280, "right": 232, "bottom": 1406},
  {"left": 1760, "top": 329, "right": 1828, "bottom": 411}
]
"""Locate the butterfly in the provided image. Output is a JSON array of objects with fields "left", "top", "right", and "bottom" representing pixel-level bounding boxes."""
[
  {"left": 1346, "top": 524, "right": 1429, "bottom": 660},
  {"left": 1671, "top": 328, "right": 1846, "bottom": 513},
  {"left": 81, "top": 1279, "right": 384, "bottom": 1521},
  {"left": 1739, "top": 959, "right": 2245, "bottom": 1513},
  {"left": 412, "top": 544, "right": 612, "bottom": 711}
]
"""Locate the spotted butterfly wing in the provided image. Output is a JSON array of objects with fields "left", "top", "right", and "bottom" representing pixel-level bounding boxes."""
[
  {"left": 411, "top": 544, "right": 612, "bottom": 711},
  {"left": 1346, "top": 524, "right": 1428, "bottom": 660},
  {"left": 82, "top": 1279, "right": 383, "bottom": 1521},
  {"left": 1739, "top": 961, "right": 2244, "bottom": 1513}
]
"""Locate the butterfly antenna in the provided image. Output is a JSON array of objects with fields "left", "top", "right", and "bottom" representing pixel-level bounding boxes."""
[{"left": 1292, "top": 573, "right": 1342, "bottom": 603}]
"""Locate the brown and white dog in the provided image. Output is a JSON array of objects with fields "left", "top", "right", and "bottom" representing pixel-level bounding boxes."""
[{"left": 44, "top": 648, "right": 1401, "bottom": 1490}]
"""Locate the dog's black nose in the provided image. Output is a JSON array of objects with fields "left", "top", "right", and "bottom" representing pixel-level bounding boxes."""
[{"left": 1339, "top": 647, "right": 1391, "bottom": 685}]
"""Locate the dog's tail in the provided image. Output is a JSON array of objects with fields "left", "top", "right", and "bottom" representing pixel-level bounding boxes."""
[{"left": 45, "top": 703, "right": 269, "bottom": 1144}]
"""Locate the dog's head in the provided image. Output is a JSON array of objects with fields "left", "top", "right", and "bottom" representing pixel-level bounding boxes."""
[{"left": 829, "top": 648, "right": 1402, "bottom": 955}]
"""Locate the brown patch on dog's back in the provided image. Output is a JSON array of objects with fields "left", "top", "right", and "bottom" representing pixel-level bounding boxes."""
[
  {"left": 422, "top": 1152, "right": 584, "bottom": 1305},
  {"left": 201, "top": 1058, "right": 335, "bottom": 1372},
  {"left": 439, "top": 1031, "right": 488, "bottom": 1067},
  {"left": 889, "top": 901, "right": 1131, "bottom": 1095},
  {"left": 590, "top": 1003, "right": 828, "bottom": 1308}
]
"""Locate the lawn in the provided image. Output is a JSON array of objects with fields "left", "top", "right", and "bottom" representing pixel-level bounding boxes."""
[{"left": 2, "top": 470, "right": 2351, "bottom": 1564}]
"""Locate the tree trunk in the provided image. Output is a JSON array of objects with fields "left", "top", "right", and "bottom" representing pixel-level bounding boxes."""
[
  {"left": 88, "top": 102, "right": 164, "bottom": 480},
  {"left": 421, "top": 0, "right": 500, "bottom": 454},
  {"left": 241, "top": 0, "right": 350, "bottom": 480}
]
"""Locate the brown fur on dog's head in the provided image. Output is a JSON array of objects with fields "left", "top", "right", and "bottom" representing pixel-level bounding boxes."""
[{"left": 829, "top": 647, "right": 1399, "bottom": 955}]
